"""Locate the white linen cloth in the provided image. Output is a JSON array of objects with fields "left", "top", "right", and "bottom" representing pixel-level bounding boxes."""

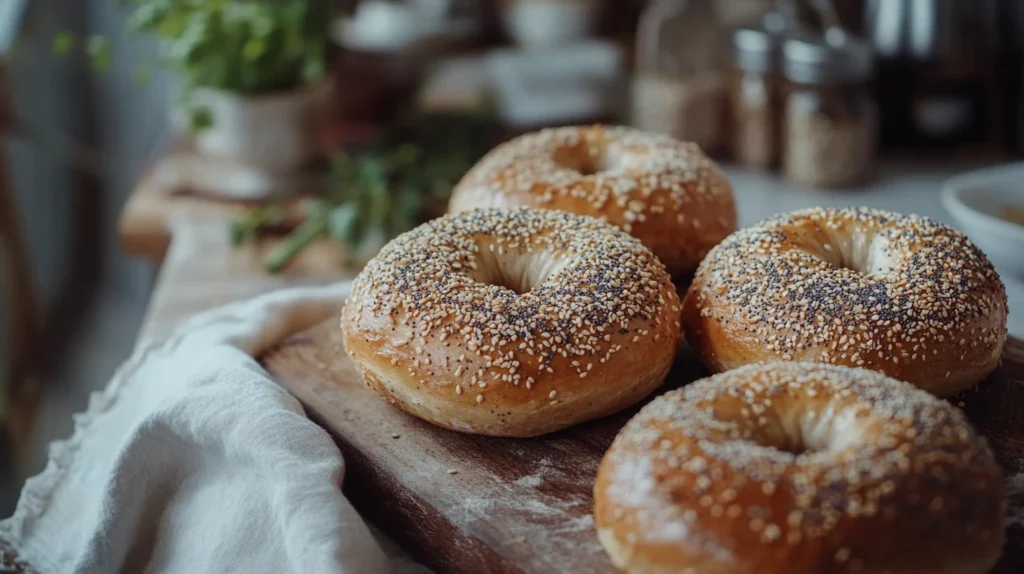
[{"left": 0, "top": 284, "right": 428, "bottom": 574}]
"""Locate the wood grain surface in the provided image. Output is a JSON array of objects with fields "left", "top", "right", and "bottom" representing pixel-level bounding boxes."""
[
  {"left": 262, "top": 323, "right": 1024, "bottom": 574},
  {"left": 133, "top": 218, "right": 352, "bottom": 347},
  {"left": 118, "top": 170, "right": 319, "bottom": 264}
]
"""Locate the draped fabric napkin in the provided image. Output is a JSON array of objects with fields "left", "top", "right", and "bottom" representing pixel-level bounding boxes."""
[{"left": 0, "top": 284, "right": 428, "bottom": 574}]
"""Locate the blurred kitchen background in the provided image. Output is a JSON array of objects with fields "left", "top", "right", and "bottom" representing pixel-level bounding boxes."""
[{"left": 2, "top": 0, "right": 1024, "bottom": 514}]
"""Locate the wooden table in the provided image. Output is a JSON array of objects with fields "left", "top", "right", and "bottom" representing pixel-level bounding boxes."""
[
  {"left": 119, "top": 173, "right": 353, "bottom": 345},
  {"left": 119, "top": 171, "right": 311, "bottom": 265}
]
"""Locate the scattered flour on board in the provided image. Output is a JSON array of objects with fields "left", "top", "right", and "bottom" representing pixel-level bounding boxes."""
[
  {"left": 454, "top": 491, "right": 587, "bottom": 524},
  {"left": 449, "top": 458, "right": 603, "bottom": 562},
  {"left": 514, "top": 474, "right": 543, "bottom": 488},
  {"left": 512, "top": 458, "right": 562, "bottom": 488}
]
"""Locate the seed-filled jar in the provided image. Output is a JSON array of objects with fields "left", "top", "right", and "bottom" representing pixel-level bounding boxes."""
[
  {"left": 781, "top": 32, "right": 877, "bottom": 188},
  {"left": 632, "top": 0, "right": 726, "bottom": 154},
  {"left": 729, "top": 18, "right": 785, "bottom": 169}
]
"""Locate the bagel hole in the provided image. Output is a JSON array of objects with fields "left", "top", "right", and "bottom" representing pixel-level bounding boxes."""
[
  {"left": 553, "top": 146, "right": 607, "bottom": 176},
  {"left": 752, "top": 404, "right": 858, "bottom": 456},
  {"left": 756, "top": 429, "right": 819, "bottom": 456},
  {"left": 476, "top": 267, "right": 533, "bottom": 295},
  {"left": 468, "top": 246, "right": 568, "bottom": 295},
  {"left": 766, "top": 434, "right": 812, "bottom": 456},
  {"left": 807, "top": 230, "right": 895, "bottom": 277}
]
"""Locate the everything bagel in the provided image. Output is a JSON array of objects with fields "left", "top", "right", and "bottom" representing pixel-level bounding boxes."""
[{"left": 341, "top": 208, "right": 681, "bottom": 437}]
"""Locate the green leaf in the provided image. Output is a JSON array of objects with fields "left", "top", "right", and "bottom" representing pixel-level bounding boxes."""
[
  {"left": 327, "top": 203, "right": 359, "bottom": 242},
  {"left": 303, "top": 197, "right": 332, "bottom": 220},
  {"left": 229, "top": 218, "right": 248, "bottom": 246},
  {"left": 358, "top": 157, "right": 387, "bottom": 187},
  {"left": 264, "top": 216, "right": 328, "bottom": 273},
  {"left": 392, "top": 185, "right": 422, "bottom": 235},
  {"left": 330, "top": 153, "right": 357, "bottom": 181},
  {"left": 188, "top": 106, "right": 213, "bottom": 132},
  {"left": 353, "top": 228, "right": 386, "bottom": 262},
  {"left": 263, "top": 203, "right": 287, "bottom": 228},
  {"left": 252, "top": 15, "right": 275, "bottom": 38},
  {"left": 391, "top": 144, "right": 420, "bottom": 169},
  {"left": 86, "top": 36, "right": 112, "bottom": 72},
  {"left": 242, "top": 38, "right": 266, "bottom": 61},
  {"left": 52, "top": 32, "right": 76, "bottom": 56},
  {"left": 128, "top": 3, "right": 160, "bottom": 30},
  {"left": 301, "top": 55, "right": 326, "bottom": 84},
  {"left": 133, "top": 66, "right": 153, "bottom": 84},
  {"left": 366, "top": 180, "right": 390, "bottom": 229}
]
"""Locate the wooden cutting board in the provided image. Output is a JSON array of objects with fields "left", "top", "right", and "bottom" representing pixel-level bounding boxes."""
[{"left": 261, "top": 324, "right": 1024, "bottom": 574}]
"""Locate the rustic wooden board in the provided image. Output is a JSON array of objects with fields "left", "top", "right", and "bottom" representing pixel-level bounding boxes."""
[{"left": 262, "top": 324, "right": 1024, "bottom": 574}]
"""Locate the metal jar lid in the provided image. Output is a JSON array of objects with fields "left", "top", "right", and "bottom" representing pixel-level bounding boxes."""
[
  {"left": 782, "top": 30, "right": 875, "bottom": 85},
  {"left": 732, "top": 12, "right": 790, "bottom": 73}
]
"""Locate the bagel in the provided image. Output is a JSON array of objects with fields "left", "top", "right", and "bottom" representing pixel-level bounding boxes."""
[
  {"left": 341, "top": 207, "right": 681, "bottom": 437},
  {"left": 594, "top": 362, "right": 1005, "bottom": 574},
  {"left": 683, "top": 207, "right": 1007, "bottom": 396},
  {"left": 448, "top": 125, "right": 738, "bottom": 277}
]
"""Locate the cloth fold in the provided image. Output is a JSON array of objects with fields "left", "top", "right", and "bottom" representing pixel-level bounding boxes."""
[{"left": 0, "top": 284, "right": 424, "bottom": 574}]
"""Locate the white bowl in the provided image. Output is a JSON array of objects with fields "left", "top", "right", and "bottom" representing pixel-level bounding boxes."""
[
  {"left": 942, "top": 163, "right": 1024, "bottom": 281},
  {"left": 503, "top": 0, "right": 598, "bottom": 48}
]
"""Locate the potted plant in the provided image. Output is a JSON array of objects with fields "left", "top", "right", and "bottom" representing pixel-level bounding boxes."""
[{"left": 58, "top": 0, "right": 336, "bottom": 173}]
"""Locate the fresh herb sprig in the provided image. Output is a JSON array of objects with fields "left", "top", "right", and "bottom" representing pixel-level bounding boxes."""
[{"left": 232, "top": 112, "right": 503, "bottom": 273}]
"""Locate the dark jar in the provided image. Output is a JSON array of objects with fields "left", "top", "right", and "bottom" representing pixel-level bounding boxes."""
[{"left": 729, "top": 21, "right": 786, "bottom": 169}]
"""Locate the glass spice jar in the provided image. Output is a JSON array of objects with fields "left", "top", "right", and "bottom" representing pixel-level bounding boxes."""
[
  {"left": 729, "top": 17, "right": 786, "bottom": 169},
  {"left": 781, "top": 32, "right": 877, "bottom": 188},
  {"left": 631, "top": 0, "right": 726, "bottom": 154}
]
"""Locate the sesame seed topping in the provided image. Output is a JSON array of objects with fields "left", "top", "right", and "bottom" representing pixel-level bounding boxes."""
[
  {"left": 343, "top": 207, "right": 680, "bottom": 431},
  {"left": 595, "top": 362, "right": 1004, "bottom": 565},
  {"left": 685, "top": 207, "right": 1007, "bottom": 394},
  {"left": 449, "top": 125, "right": 736, "bottom": 275}
]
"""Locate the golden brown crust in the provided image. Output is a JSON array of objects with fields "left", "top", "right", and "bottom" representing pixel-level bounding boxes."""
[
  {"left": 341, "top": 208, "right": 681, "bottom": 437},
  {"left": 594, "top": 362, "right": 1006, "bottom": 574},
  {"left": 682, "top": 207, "right": 1008, "bottom": 396},
  {"left": 448, "top": 125, "right": 738, "bottom": 276}
]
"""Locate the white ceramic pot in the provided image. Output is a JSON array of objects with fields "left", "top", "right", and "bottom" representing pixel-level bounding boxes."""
[
  {"left": 173, "top": 78, "right": 335, "bottom": 173},
  {"left": 503, "top": 0, "right": 598, "bottom": 48}
]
